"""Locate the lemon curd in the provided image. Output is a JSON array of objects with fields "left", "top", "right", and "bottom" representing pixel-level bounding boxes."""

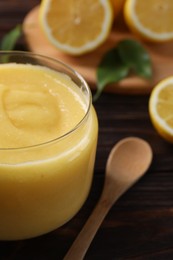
[{"left": 0, "top": 60, "right": 98, "bottom": 240}]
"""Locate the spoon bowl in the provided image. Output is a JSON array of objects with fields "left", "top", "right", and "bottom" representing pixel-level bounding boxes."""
[
  {"left": 105, "top": 137, "right": 153, "bottom": 204},
  {"left": 64, "top": 137, "right": 153, "bottom": 260}
]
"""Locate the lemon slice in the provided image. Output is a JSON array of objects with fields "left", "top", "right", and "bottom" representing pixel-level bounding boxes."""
[
  {"left": 124, "top": 0, "right": 173, "bottom": 42},
  {"left": 149, "top": 77, "right": 173, "bottom": 142},
  {"left": 39, "top": 0, "right": 113, "bottom": 55}
]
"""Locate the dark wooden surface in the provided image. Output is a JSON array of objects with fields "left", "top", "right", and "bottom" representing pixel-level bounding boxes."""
[{"left": 1, "top": 1, "right": 173, "bottom": 259}]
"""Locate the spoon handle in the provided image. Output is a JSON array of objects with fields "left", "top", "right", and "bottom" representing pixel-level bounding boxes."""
[{"left": 63, "top": 196, "right": 113, "bottom": 260}]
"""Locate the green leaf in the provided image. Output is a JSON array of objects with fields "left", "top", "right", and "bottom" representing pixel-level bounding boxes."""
[
  {"left": 93, "top": 39, "right": 153, "bottom": 102},
  {"left": 0, "top": 25, "right": 22, "bottom": 51},
  {"left": 93, "top": 48, "right": 129, "bottom": 101},
  {"left": 117, "top": 39, "right": 152, "bottom": 79}
]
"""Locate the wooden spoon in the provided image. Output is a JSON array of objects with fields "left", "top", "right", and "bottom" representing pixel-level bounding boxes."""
[{"left": 64, "top": 137, "right": 153, "bottom": 260}]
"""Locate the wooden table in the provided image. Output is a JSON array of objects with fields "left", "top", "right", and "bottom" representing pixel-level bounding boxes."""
[{"left": 1, "top": 1, "right": 173, "bottom": 259}]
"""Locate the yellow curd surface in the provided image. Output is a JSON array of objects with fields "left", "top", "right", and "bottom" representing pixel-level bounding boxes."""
[
  {"left": 0, "top": 63, "right": 98, "bottom": 240},
  {"left": 0, "top": 63, "right": 87, "bottom": 148}
]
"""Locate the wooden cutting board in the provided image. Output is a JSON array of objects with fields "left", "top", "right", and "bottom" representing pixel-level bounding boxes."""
[{"left": 23, "top": 5, "right": 173, "bottom": 94}]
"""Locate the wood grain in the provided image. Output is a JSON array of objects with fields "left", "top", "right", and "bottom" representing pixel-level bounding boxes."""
[{"left": 23, "top": 5, "right": 173, "bottom": 94}]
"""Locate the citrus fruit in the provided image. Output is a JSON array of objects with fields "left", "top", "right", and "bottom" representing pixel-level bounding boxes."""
[
  {"left": 39, "top": 0, "right": 113, "bottom": 55},
  {"left": 110, "top": 0, "right": 125, "bottom": 18},
  {"left": 149, "top": 77, "right": 173, "bottom": 143},
  {"left": 124, "top": 0, "right": 173, "bottom": 42}
]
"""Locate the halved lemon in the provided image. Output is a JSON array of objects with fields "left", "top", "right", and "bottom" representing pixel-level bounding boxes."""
[
  {"left": 39, "top": 0, "right": 113, "bottom": 55},
  {"left": 124, "top": 0, "right": 173, "bottom": 42},
  {"left": 149, "top": 77, "right": 173, "bottom": 143}
]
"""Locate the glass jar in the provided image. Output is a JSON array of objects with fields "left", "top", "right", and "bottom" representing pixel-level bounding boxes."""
[{"left": 0, "top": 51, "right": 98, "bottom": 240}]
